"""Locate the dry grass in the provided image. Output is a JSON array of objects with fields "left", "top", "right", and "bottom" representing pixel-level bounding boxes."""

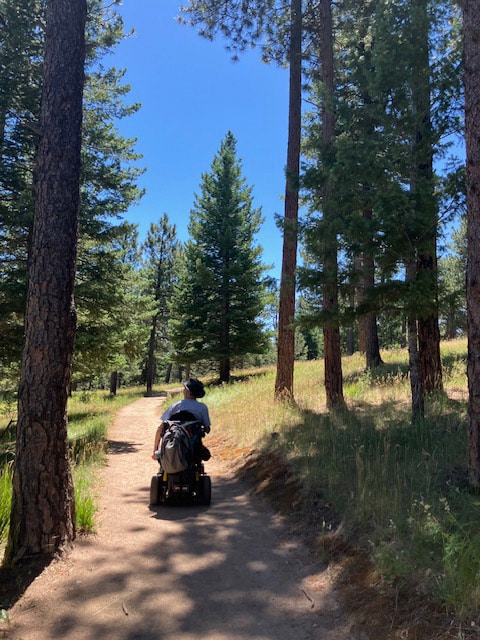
[{"left": 205, "top": 340, "right": 479, "bottom": 639}]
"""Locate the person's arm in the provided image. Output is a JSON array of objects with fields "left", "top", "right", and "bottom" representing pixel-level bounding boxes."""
[
  {"left": 202, "top": 406, "right": 211, "bottom": 433},
  {"left": 151, "top": 424, "right": 163, "bottom": 460}
]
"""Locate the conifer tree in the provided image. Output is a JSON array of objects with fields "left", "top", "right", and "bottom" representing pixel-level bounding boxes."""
[
  {"left": 169, "top": 132, "right": 269, "bottom": 383},
  {"left": 179, "top": 0, "right": 305, "bottom": 399},
  {"left": 0, "top": 0, "right": 43, "bottom": 370},
  {"left": 73, "top": 222, "right": 152, "bottom": 386},
  {"left": 142, "top": 215, "right": 179, "bottom": 395},
  {"left": 0, "top": 0, "right": 144, "bottom": 379},
  {"left": 6, "top": 0, "right": 87, "bottom": 564}
]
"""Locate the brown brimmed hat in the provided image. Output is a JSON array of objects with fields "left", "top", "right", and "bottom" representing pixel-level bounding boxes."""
[{"left": 184, "top": 377, "right": 205, "bottom": 398}]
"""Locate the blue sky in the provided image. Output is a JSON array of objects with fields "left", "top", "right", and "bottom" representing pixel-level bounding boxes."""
[{"left": 112, "top": 0, "right": 290, "bottom": 280}]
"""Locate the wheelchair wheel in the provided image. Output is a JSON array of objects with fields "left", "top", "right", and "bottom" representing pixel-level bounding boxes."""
[
  {"left": 200, "top": 475, "right": 211, "bottom": 506},
  {"left": 149, "top": 475, "right": 160, "bottom": 506}
]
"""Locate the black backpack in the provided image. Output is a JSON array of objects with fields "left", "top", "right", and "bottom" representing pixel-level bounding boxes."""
[{"left": 159, "top": 422, "right": 193, "bottom": 474}]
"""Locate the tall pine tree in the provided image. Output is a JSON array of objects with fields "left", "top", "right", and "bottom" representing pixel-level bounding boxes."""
[
  {"left": 169, "top": 132, "right": 269, "bottom": 383},
  {"left": 6, "top": 0, "right": 87, "bottom": 564}
]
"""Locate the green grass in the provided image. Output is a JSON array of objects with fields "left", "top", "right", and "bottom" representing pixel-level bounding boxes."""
[
  {"left": 0, "top": 464, "right": 13, "bottom": 542},
  {"left": 73, "top": 465, "right": 98, "bottom": 533},
  {"left": 207, "top": 339, "right": 478, "bottom": 618}
]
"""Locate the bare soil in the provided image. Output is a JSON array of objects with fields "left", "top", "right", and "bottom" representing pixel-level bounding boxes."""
[{"left": 1, "top": 394, "right": 358, "bottom": 640}]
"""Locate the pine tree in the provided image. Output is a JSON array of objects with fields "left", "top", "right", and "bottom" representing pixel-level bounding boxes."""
[
  {"left": 0, "top": 0, "right": 144, "bottom": 379},
  {"left": 274, "top": 0, "right": 302, "bottom": 402},
  {"left": 73, "top": 222, "right": 152, "bottom": 386},
  {"left": 0, "top": 0, "right": 43, "bottom": 370},
  {"left": 169, "top": 132, "right": 269, "bottom": 383},
  {"left": 6, "top": 0, "right": 87, "bottom": 564},
  {"left": 142, "top": 215, "right": 179, "bottom": 395},
  {"left": 179, "top": 0, "right": 306, "bottom": 399}
]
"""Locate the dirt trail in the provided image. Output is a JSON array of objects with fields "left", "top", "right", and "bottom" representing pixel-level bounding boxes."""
[{"left": 6, "top": 395, "right": 356, "bottom": 640}]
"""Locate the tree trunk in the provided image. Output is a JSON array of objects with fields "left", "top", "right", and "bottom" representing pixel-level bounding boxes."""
[
  {"left": 6, "top": 0, "right": 86, "bottom": 564},
  {"left": 356, "top": 255, "right": 366, "bottom": 355},
  {"left": 274, "top": 0, "right": 302, "bottom": 402},
  {"left": 164, "top": 363, "right": 173, "bottom": 384},
  {"left": 401, "top": 316, "right": 407, "bottom": 348},
  {"left": 364, "top": 313, "right": 383, "bottom": 370},
  {"left": 418, "top": 302, "right": 443, "bottom": 392},
  {"left": 219, "top": 357, "right": 230, "bottom": 384},
  {"left": 355, "top": 242, "right": 383, "bottom": 369},
  {"left": 464, "top": 0, "right": 480, "bottom": 491},
  {"left": 319, "top": 0, "right": 343, "bottom": 409},
  {"left": 109, "top": 371, "right": 118, "bottom": 396},
  {"left": 412, "top": 0, "right": 442, "bottom": 393},
  {"left": 346, "top": 327, "right": 355, "bottom": 356},
  {"left": 444, "top": 305, "right": 456, "bottom": 340},
  {"left": 146, "top": 315, "right": 158, "bottom": 395},
  {"left": 407, "top": 260, "right": 424, "bottom": 421}
]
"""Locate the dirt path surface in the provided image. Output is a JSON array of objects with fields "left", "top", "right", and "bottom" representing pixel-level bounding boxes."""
[{"left": 6, "top": 396, "right": 357, "bottom": 640}]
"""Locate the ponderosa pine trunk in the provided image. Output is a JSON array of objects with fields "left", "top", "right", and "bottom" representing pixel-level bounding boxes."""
[
  {"left": 355, "top": 236, "right": 383, "bottom": 370},
  {"left": 319, "top": 0, "right": 343, "bottom": 408},
  {"left": 417, "top": 262, "right": 443, "bottom": 392},
  {"left": 407, "top": 260, "right": 424, "bottom": 421},
  {"left": 463, "top": 0, "right": 480, "bottom": 491},
  {"left": 412, "top": 0, "right": 442, "bottom": 393},
  {"left": 5, "top": 0, "right": 86, "bottom": 564},
  {"left": 274, "top": 0, "right": 302, "bottom": 402}
]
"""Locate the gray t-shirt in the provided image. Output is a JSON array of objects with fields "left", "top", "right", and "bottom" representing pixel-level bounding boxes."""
[{"left": 161, "top": 398, "right": 211, "bottom": 429}]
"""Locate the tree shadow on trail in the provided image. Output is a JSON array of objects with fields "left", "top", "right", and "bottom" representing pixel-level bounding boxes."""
[
  {"left": 143, "top": 390, "right": 168, "bottom": 398},
  {"left": 0, "top": 556, "right": 52, "bottom": 609},
  {"left": 107, "top": 440, "right": 142, "bottom": 456},
  {"left": 31, "top": 471, "right": 330, "bottom": 640}
]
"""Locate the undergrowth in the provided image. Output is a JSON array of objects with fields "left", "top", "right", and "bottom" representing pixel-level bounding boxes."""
[{"left": 208, "top": 339, "right": 479, "bottom": 625}]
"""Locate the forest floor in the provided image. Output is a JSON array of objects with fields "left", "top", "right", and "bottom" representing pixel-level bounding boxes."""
[
  {"left": 0, "top": 394, "right": 355, "bottom": 640},
  {"left": 0, "top": 394, "right": 472, "bottom": 640}
]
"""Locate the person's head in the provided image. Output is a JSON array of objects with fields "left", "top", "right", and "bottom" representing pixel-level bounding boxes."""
[{"left": 183, "top": 377, "right": 205, "bottom": 399}]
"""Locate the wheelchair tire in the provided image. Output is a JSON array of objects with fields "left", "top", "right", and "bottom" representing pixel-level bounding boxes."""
[
  {"left": 149, "top": 475, "right": 160, "bottom": 506},
  {"left": 200, "top": 475, "right": 212, "bottom": 506}
]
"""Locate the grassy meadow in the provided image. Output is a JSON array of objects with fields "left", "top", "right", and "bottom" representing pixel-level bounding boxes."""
[{"left": 1, "top": 338, "right": 479, "bottom": 622}]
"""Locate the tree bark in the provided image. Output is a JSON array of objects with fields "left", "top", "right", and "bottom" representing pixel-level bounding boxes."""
[
  {"left": 164, "top": 363, "right": 173, "bottom": 384},
  {"left": 146, "top": 316, "right": 158, "bottom": 395},
  {"left": 412, "top": 0, "right": 442, "bottom": 393},
  {"left": 417, "top": 292, "right": 443, "bottom": 392},
  {"left": 407, "top": 260, "right": 424, "bottom": 421},
  {"left": 464, "top": 0, "right": 480, "bottom": 491},
  {"left": 109, "top": 371, "right": 118, "bottom": 396},
  {"left": 319, "top": 0, "right": 343, "bottom": 409},
  {"left": 219, "top": 357, "right": 230, "bottom": 384},
  {"left": 6, "top": 0, "right": 86, "bottom": 563},
  {"left": 274, "top": 0, "right": 302, "bottom": 402},
  {"left": 355, "top": 241, "right": 383, "bottom": 369}
]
